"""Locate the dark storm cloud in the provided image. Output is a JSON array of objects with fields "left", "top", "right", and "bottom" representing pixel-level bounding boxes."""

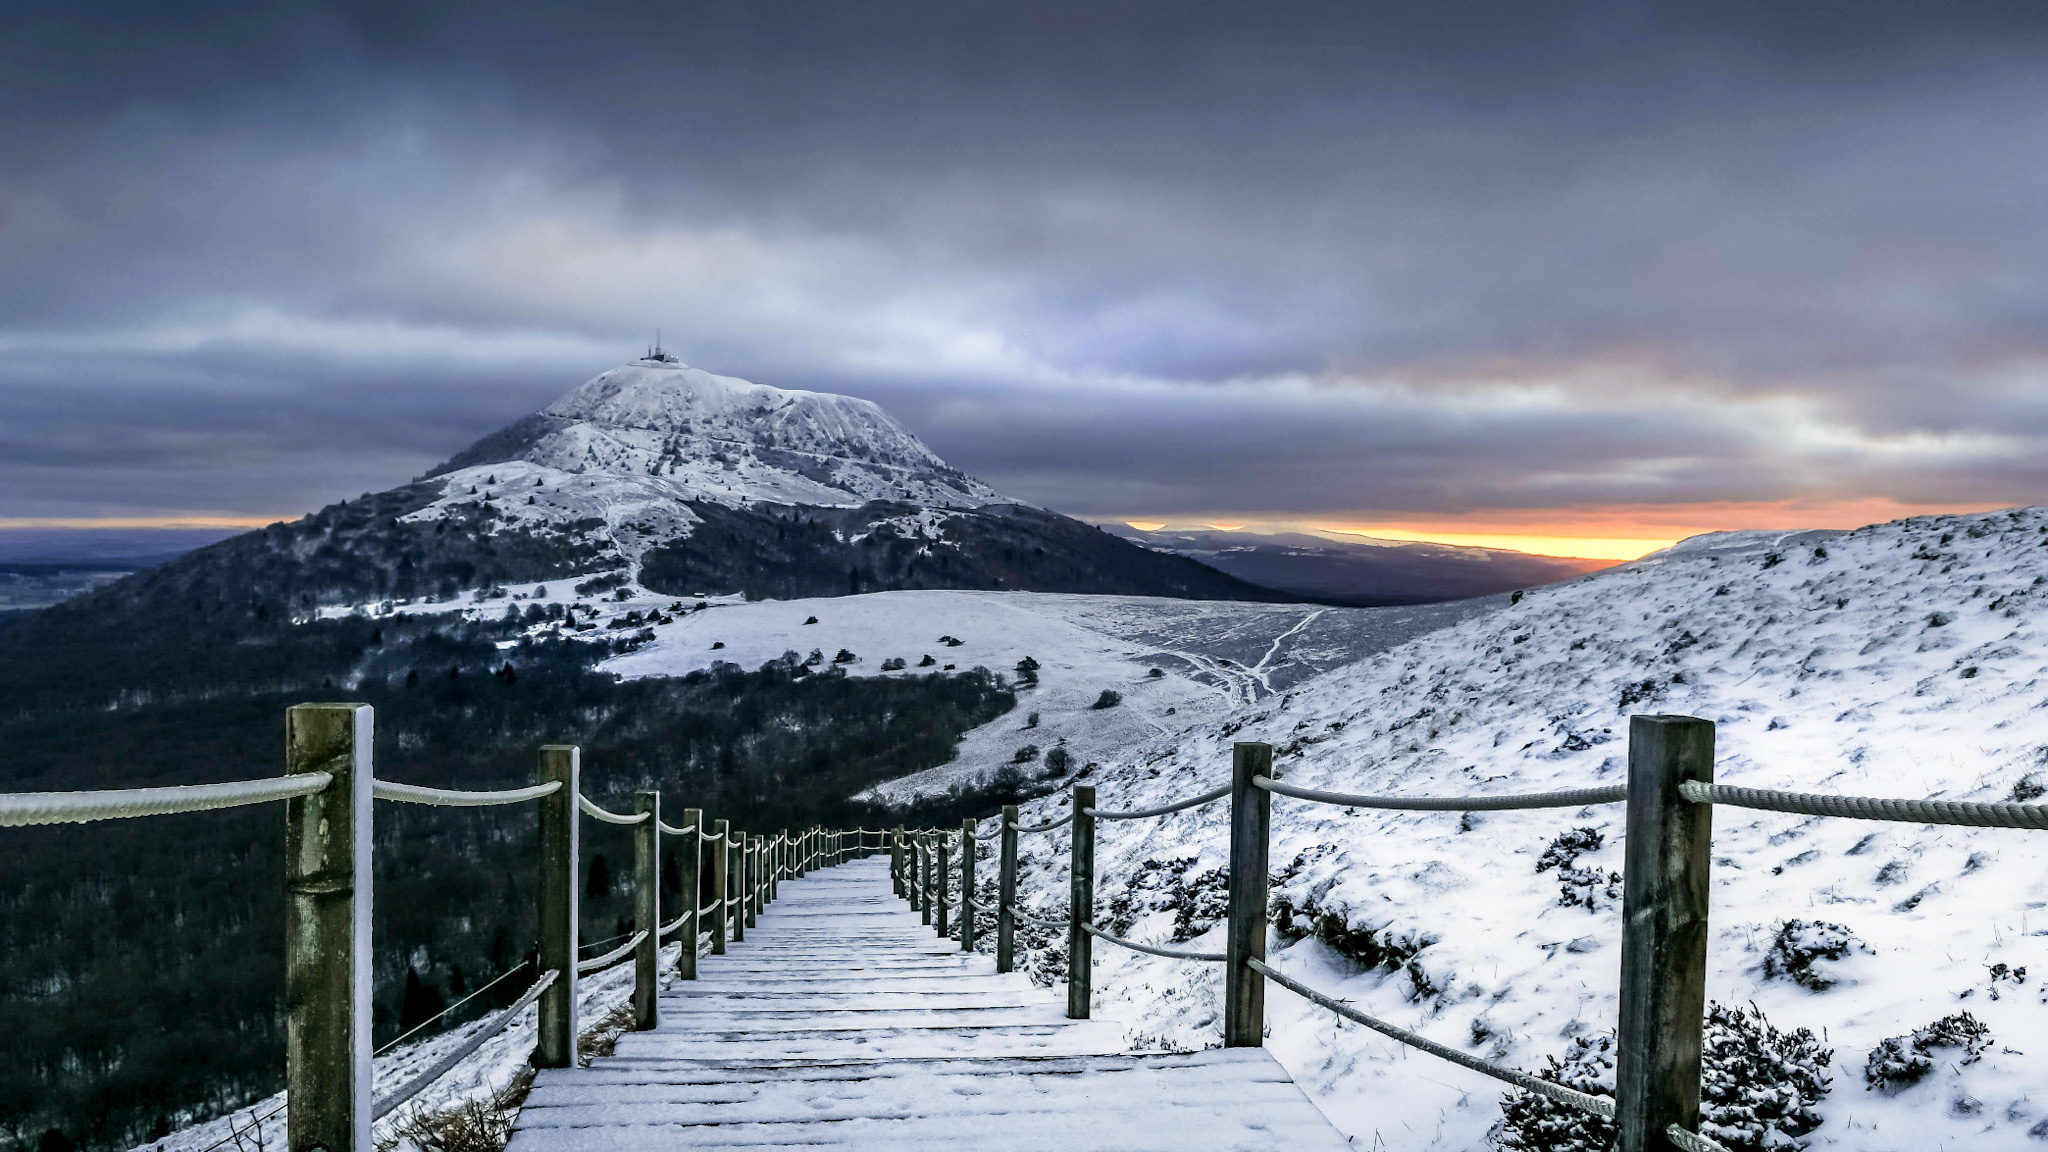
[{"left": 3, "top": 0, "right": 2046, "bottom": 523}]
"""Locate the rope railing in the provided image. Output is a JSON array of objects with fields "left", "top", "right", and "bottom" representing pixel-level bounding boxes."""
[
  {"left": 1009, "top": 811, "right": 1073, "bottom": 833},
  {"left": 1083, "top": 783, "right": 1230, "bottom": 820},
  {"left": 1254, "top": 775, "right": 1628, "bottom": 812},
  {"left": 371, "top": 969, "right": 558, "bottom": 1121},
  {"left": 1247, "top": 958, "right": 1616, "bottom": 1120},
  {"left": 1081, "top": 923, "right": 1224, "bottom": 962},
  {"left": 897, "top": 718, "right": 2048, "bottom": 1152},
  {"left": 1681, "top": 780, "right": 2048, "bottom": 829},
  {"left": 0, "top": 699, "right": 886, "bottom": 1152},
  {"left": 576, "top": 931, "right": 648, "bottom": 975},
  {"left": 578, "top": 794, "right": 650, "bottom": 825},
  {"left": 0, "top": 772, "right": 332, "bottom": 827},
  {"left": 373, "top": 779, "right": 561, "bottom": 806}
]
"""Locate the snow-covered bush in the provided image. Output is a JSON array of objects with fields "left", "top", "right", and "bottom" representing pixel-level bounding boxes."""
[
  {"left": 1536, "top": 827, "right": 1603, "bottom": 873},
  {"left": 1497, "top": 1003, "right": 1831, "bottom": 1152},
  {"left": 1863, "top": 1011, "right": 1991, "bottom": 1094},
  {"left": 1696, "top": 1002, "right": 1831, "bottom": 1150},
  {"left": 1761, "top": 920, "right": 1868, "bottom": 990},
  {"left": 1555, "top": 865, "right": 1622, "bottom": 911}
]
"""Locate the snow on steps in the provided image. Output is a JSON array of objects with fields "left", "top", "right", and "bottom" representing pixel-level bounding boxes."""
[{"left": 509, "top": 857, "right": 1350, "bottom": 1152}]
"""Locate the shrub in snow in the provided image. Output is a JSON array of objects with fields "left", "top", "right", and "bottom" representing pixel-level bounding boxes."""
[
  {"left": 918, "top": 654, "right": 936, "bottom": 666},
  {"left": 1498, "top": 1003, "right": 1831, "bottom": 1152},
  {"left": 880, "top": 656, "right": 905, "bottom": 670},
  {"left": 2011, "top": 775, "right": 2045, "bottom": 802},
  {"left": 1536, "top": 828, "right": 1603, "bottom": 872},
  {"left": 1043, "top": 746, "right": 1071, "bottom": 776},
  {"left": 832, "top": 648, "right": 857, "bottom": 663},
  {"left": 1271, "top": 897, "right": 1435, "bottom": 974},
  {"left": 1555, "top": 865, "right": 1622, "bottom": 911},
  {"left": 1012, "top": 744, "right": 1041, "bottom": 763},
  {"left": 1762, "top": 920, "right": 1869, "bottom": 990},
  {"left": 1863, "top": 1011, "right": 1991, "bottom": 1094},
  {"left": 1695, "top": 1003, "right": 1831, "bottom": 1149},
  {"left": 1091, "top": 689, "right": 1123, "bottom": 709},
  {"left": 1102, "top": 857, "right": 1231, "bottom": 941}
]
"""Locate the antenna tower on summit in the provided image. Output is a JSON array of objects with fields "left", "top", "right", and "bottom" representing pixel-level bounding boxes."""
[{"left": 645, "top": 329, "right": 678, "bottom": 363}]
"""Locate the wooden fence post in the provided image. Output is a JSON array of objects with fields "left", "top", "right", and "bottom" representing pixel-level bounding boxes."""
[
  {"left": 918, "top": 835, "right": 933, "bottom": 924},
  {"left": 633, "top": 790, "right": 659, "bottom": 1031},
  {"left": 738, "top": 833, "right": 754, "bottom": 933},
  {"left": 677, "top": 807, "right": 702, "bottom": 979},
  {"left": 935, "top": 831, "right": 950, "bottom": 938},
  {"left": 1068, "top": 785, "right": 1096, "bottom": 1020},
  {"left": 285, "top": 702, "right": 372, "bottom": 1152},
  {"left": 535, "top": 744, "right": 579, "bottom": 1068},
  {"left": 997, "top": 804, "right": 1018, "bottom": 973},
  {"left": 891, "top": 827, "right": 905, "bottom": 897},
  {"left": 1616, "top": 715, "right": 1716, "bottom": 1152},
  {"left": 960, "top": 818, "right": 977, "bottom": 952},
  {"left": 730, "top": 829, "right": 747, "bottom": 943},
  {"left": 710, "top": 818, "right": 729, "bottom": 955},
  {"left": 1224, "top": 742, "right": 1272, "bottom": 1047}
]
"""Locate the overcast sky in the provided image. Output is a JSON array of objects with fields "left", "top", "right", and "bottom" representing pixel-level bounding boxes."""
[{"left": 4, "top": 1, "right": 2046, "bottom": 553}]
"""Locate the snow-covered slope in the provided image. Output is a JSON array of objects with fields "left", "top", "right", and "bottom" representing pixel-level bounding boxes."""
[
  {"left": 595, "top": 589, "right": 1494, "bottom": 800},
  {"left": 409, "top": 359, "right": 1002, "bottom": 560},
  {"left": 996, "top": 507, "right": 2048, "bottom": 1151}
]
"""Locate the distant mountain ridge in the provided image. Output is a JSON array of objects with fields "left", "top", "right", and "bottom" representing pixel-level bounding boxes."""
[{"left": 1107, "top": 524, "right": 1609, "bottom": 605}]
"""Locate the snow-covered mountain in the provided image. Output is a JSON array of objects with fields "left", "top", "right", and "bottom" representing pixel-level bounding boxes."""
[
  {"left": 995, "top": 506, "right": 2048, "bottom": 1151},
  {"left": 82, "top": 358, "right": 1290, "bottom": 614},
  {"left": 428, "top": 358, "right": 1004, "bottom": 515}
]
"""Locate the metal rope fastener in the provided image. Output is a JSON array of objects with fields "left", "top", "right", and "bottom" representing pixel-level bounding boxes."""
[
  {"left": 1083, "top": 783, "right": 1231, "bottom": 821},
  {"left": 1254, "top": 775, "right": 1629, "bottom": 812},
  {"left": 1080, "top": 923, "right": 1224, "bottom": 962},
  {"left": 1247, "top": 958, "right": 1616, "bottom": 1120},
  {"left": 578, "top": 794, "right": 651, "bottom": 825},
  {"left": 576, "top": 931, "right": 648, "bottom": 975},
  {"left": 0, "top": 772, "right": 333, "bottom": 827},
  {"left": 371, "top": 968, "right": 558, "bottom": 1120},
  {"left": 1680, "top": 780, "right": 2048, "bottom": 829},
  {"left": 373, "top": 779, "right": 561, "bottom": 806}
]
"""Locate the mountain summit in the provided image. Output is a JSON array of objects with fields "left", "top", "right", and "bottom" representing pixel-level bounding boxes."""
[
  {"left": 54, "top": 359, "right": 1290, "bottom": 615},
  {"left": 428, "top": 359, "right": 1003, "bottom": 510}
]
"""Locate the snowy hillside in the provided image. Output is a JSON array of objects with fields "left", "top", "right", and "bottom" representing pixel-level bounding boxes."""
[
  {"left": 323, "top": 583, "right": 1493, "bottom": 798},
  {"left": 995, "top": 507, "right": 2048, "bottom": 1151}
]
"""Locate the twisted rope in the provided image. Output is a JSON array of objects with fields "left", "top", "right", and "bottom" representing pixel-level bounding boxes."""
[
  {"left": 1664, "top": 1124, "right": 1734, "bottom": 1152},
  {"left": 1255, "top": 776, "right": 1628, "bottom": 812},
  {"left": 576, "top": 931, "right": 647, "bottom": 975},
  {"left": 371, "top": 969, "right": 557, "bottom": 1121},
  {"left": 1080, "top": 923, "right": 1225, "bottom": 961},
  {"left": 1248, "top": 958, "right": 1615, "bottom": 1119},
  {"left": 660, "top": 910, "right": 690, "bottom": 937},
  {"left": 578, "top": 794, "right": 650, "bottom": 825},
  {"left": 373, "top": 779, "right": 560, "bottom": 806},
  {"left": 1681, "top": 780, "right": 2048, "bottom": 829},
  {"left": 1009, "top": 811, "right": 1074, "bottom": 834},
  {"left": 658, "top": 819, "right": 697, "bottom": 836},
  {"left": 0, "top": 772, "right": 332, "bottom": 827},
  {"left": 1084, "top": 783, "right": 1230, "bottom": 820}
]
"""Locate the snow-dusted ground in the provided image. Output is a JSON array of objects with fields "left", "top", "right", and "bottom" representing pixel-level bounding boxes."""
[
  {"left": 600, "top": 589, "right": 1494, "bottom": 801},
  {"left": 136, "top": 946, "right": 659, "bottom": 1152},
  {"left": 993, "top": 507, "right": 2048, "bottom": 1151}
]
